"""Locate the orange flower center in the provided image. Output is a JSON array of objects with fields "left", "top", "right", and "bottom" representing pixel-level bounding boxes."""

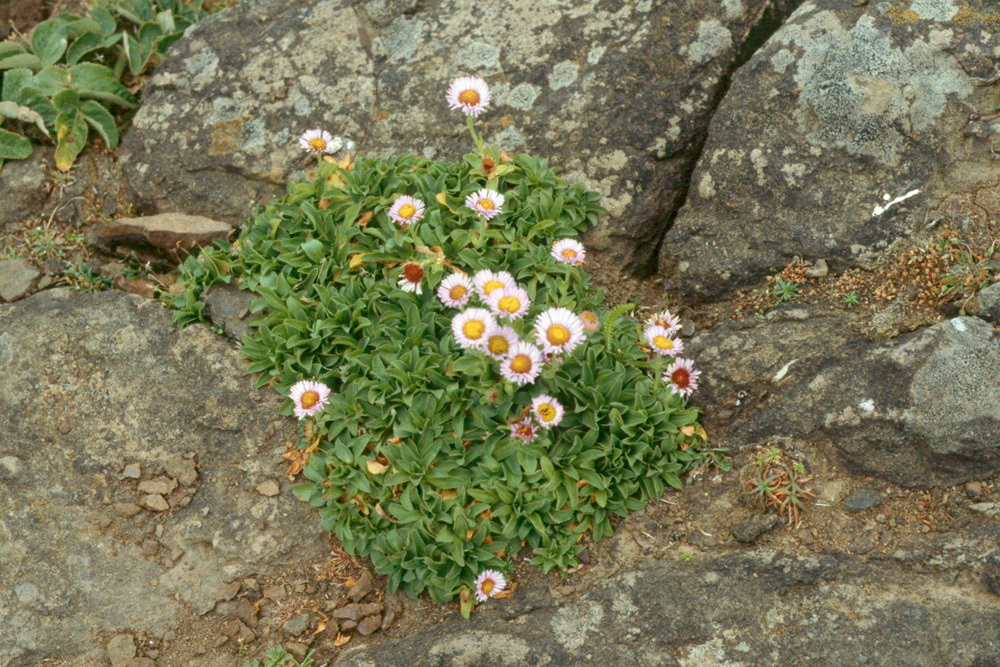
[
  {"left": 671, "top": 368, "right": 690, "bottom": 387},
  {"left": 449, "top": 285, "right": 468, "bottom": 300},
  {"left": 488, "top": 335, "right": 510, "bottom": 356},
  {"left": 497, "top": 295, "right": 521, "bottom": 313},
  {"left": 398, "top": 203, "right": 416, "bottom": 219},
  {"left": 653, "top": 335, "right": 674, "bottom": 350},
  {"left": 307, "top": 138, "right": 327, "bottom": 151},
  {"left": 477, "top": 198, "right": 494, "bottom": 211},
  {"left": 538, "top": 404, "right": 556, "bottom": 422},
  {"left": 510, "top": 355, "right": 532, "bottom": 374},
  {"left": 561, "top": 249, "right": 578, "bottom": 259},
  {"left": 458, "top": 89, "right": 481, "bottom": 106},
  {"left": 300, "top": 391, "right": 320, "bottom": 409},
  {"left": 403, "top": 263, "right": 424, "bottom": 283},
  {"left": 463, "top": 320, "right": 486, "bottom": 340},
  {"left": 546, "top": 325, "right": 571, "bottom": 346},
  {"left": 483, "top": 280, "right": 504, "bottom": 295}
]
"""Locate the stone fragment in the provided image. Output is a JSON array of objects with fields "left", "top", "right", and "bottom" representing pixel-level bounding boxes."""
[
  {"left": 165, "top": 457, "right": 198, "bottom": 486},
  {"left": 286, "top": 641, "right": 311, "bottom": 661},
  {"left": 118, "top": 278, "right": 157, "bottom": 299},
  {"left": 282, "top": 613, "right": 311, "bottom": 636},
  {"left": 0, "top": 150, "right": 48, "bottom": 231},
  {"left": 332, "top": 603, "right": 361, "bottom": 622},
  {"left": 122, "top": 659, "right": 155, "bottom": 667},
  {"left": 202, "top": 282, "right": 259, "bottom": 342},
  {"left": 349, "top": 571, "right": 374, "bottom": 602},
  {"left": 381, "top": 606, "right": 396, "bottom": 631},
  {"left": 113, "top": 503, "right": 142, "bottom": 517},
  {"left": 805, "top": 259, "right": 829, "bottom": 278},
  {"left": 122, "top": 463, "right": 142, "bottom": 479},
  {"left": 222, "top": 619, "right": 255, "bottom": 645},
  {"left": 140, "top": 494, "right": 170, "bottom": 512},
  {"left": 0, "top": 258, "right": 40, "bottom": 302},
  {"left": 237, "top": 597, "right": 258, "bottom": 628},
  {"left": 86, "top": 213, "right": 232, "bottom": 255},
  {"left": 215, "top": 581, "right": 241, "bottom": 601},
  {"left": 969, "top": 503, "right": 1000, "bottom": 518},
  {"left": 262, "top": 584, "right": 286, "bottom": 600},
  {"left": 978, "top": 282, "right": 1000, "bottom": 325},
  {"left": 256, "top": 479, "right": 280, "bottom": 497},
  {"left": 138, "top": 476, "right": 178, "bottom": 495},
  {"left": 730, "top": 514, "right": 782, "bottom": 543},
  {"left": 842, "top": 489, "right": 884, "bottom": 513},
  {"left": 107, "top": 634, "right": 136, "bottom": 667},
  {"left": 357, "top": 614, "right": 382, "bottom": 636}
]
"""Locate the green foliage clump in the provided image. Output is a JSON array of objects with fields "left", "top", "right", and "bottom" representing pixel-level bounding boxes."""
[
  {"left": 0, "top": 0, "right": 210, "bottom": 169},
  {"left": 171, "top": 148, "right": 713, "bottom": 603}
]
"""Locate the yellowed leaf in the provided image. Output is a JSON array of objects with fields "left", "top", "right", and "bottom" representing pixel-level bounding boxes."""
[
  {"left": 387, "top": 436, "right": 402, "bottom": 445},
  {"left": 696, "top": 426, "right": 708, "bottom": 441},
  {"left": 366, "top": 460, "right": 388, "bottom": 475},
  {"left": 349, "top": 254, "right": 366, "bottom": 269},
  {"left": 681, "top": 425, "right": 696, "bottom": 437},
  {"left": 334, "top": 632, "right": 352, "bottom": 647},
  {"left": 440, "top": 489, "right": 457, "bottom": 500}
]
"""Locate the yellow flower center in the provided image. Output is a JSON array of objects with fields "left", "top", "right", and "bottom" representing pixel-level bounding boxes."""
[
  {"left": 449, "top": 285, "right": 468, "bottom": 300},
  {"left": 481, "top": 578, "right": 495, "bottom": 595},
  {"left": 483, "top": 280, "right": 504, "bottom": 295},
  {"left": 398, "top": 203, "right": 416, "bottom": 219},
  {"left": 510, "top": 354, "right": 532, "bottom": 374},
  {"left": 477, "top": 198, "right": 494, "bottom": 211},
  {"left": 458, "top": 89, "right": 481, "bottom": 106},
  {"left": 546, "top": 325, "right": 571, "bottom": 346},
  {"left": 497, "top": 295, "right": 521, "bottom": 313},
  {"left": 488, "top": 335, "right": 510, "bottom": 356},
  {"left": 463, "top": 320, "right": 486, "bottom": 340},
  {"left": 307, "top": 138, "right": 327, "bottom": 151},
  {"left": 300, "top": 391, "right": 320, "bottom": 409},
  {"left": 653, "top": 335, "right": 674, "bottom": 350},
  {"left": 561, "top": 249, "right": 578, "bottom": 259},
  {"left": 538, "top": 404, "right": 556, "bottom": 422}
]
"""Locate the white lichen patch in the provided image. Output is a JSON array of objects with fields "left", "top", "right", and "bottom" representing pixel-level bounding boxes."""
[
  {"left": 750, "top": 148, "right": 769, "bottom": 185},
  {"left": 723, "top": 0, "right": 745, "bottom": 20},
  {"left": 502, "top": 83, "right": 541, "bottom": 111},
  {"left": 550, "top": 601, "right": 605, "bottom": 651},
  {"left": 858, "top": 398, "right": 876, "bottom": 414},
  {"left": 909, "top": 0, "right": 958, "bottom": 21},
  {"left": 588, "top": 45, "right": 606, "bottom": 64},
  {"left": 427, "top": 631, "right": 539, "bottom": 664},
  {"left": 781, "top": 162, "right": 807, "bottom": 186},
  {"left": 549, "top": 61, "right": 580, "bottom": 90},
  {"left": 770, "top": 47, "right": 796, "bottom": 73},
  {"left": 461, "top": 41, "right": 501, "bottom": 68},
  {"left": 678, "top": 638, "right": 746, "bottom": 667},
  {"left": 698, "top": 172, "right": 716, "bottom": 198},
  {"left": 686, "top": 19, "right": 733, "bottom": 65}
]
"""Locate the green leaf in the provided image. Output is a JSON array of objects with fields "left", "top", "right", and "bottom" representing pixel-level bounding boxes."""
[
  {"left": 54, "top": 109, "right": 88, "bottom": 171},
  {"left": 1, "top": 68, "right": 33, "bottom": 102},
  {"left": 0, "top": 128, "right": 33, "bottom": 160},
  {"left": 52, "top": 88, "right": 81, "bottom": 115},
  {"left": 30, "top": 19, "right": 69, "bottom": 67},
  {"left": 81, "top": 100, "right": 118, "bottom": 149},
  {"left": 0, "top": 100, "right": 50, "bottom": 138},
  {"left": 65, "top": 31, "right": 104, "bottom": 65},
  {"left": 67, "top": 63, "right": 137, "bottom": 107}
]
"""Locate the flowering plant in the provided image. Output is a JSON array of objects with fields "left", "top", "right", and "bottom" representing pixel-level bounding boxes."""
[{"left": 170, "top": 78, "right": 712, "bottom": 604}]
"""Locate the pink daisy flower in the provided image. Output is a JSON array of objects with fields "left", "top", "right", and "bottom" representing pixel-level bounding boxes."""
[
  {"left": 473, "top": 269, "right": 516, "bottom": 301},
  {"left": 474, "top": 569, "right": 507, "bottom": 602},
  {"left": 397, "top": 263, "right": 424, "bottom": 294},
  {"left": 483, "top": 326, "right": 519, "bottom": 361},
  {"left": 551, "top": 239, "right": 586, "bottom": 266},
  {"left": 447, "top": 76, "right": 491, "bottom": 117},
  {"left": 646, "top": 309, "right": 680, "bottom": 336},
  {"left": 534, "top": 307, "right": 585, "bottom": 355},
  {"left": 299, "top": 129, "right": 339, "bottom": 154},
  {"left": 510, "top": 418, "right": 539, "bottom": 443},
  {"left": 466, "top": 189, "right": 504, "bottom": 220},
  {"left": 531, "top": 395, "right": 564, "bottom": 428},
  {"left": 487, "top": 285, "right": 531, "bottom": 321},
  {"left": 500, "top": 341, "right": 543, "bottom": 385},
  {"left": 663, "top": 358, "right": 701, "bottom": 397},
  {"left": 437, "top": 273, "right": 474, "bottom": 308},
  {"left": 289, "top": 380, "right": 331, "bottom": 420},
  {"left": 644, "top": 325, "right": 684, "bottom": 357},
  {"left": 452, "top": 309, "right": 496, "bottom": 350},
  {"left": 580, "top": 311, "right": 600, "bottom": 331},
  {"left": 388, "top": 195, "right": 425, "bottom": 227}
]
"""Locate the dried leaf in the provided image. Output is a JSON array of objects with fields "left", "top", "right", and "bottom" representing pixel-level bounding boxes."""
[
  {"left": 439, "top": 489, "right": 457, "bottom": 500},
  {"left": 358, "top": 211, "right": 373, "bottom": 229},
  {"left": 334, "top": 632, "right": 352, "bottom": 647},
  {"left": 498, "top": 150, "right": 513, "bottom": 161},
  {"left": 366, "top": 460, "right": 389, "bottom": 475},
  {"left": 387, "top": 436, "right": 402, "bottom": 445},
  {"left": 349, "top": 254, "right": 366, "bottom": 269},
  {"left": 681, "top": 425, "right": 696, "bottom": 437}
]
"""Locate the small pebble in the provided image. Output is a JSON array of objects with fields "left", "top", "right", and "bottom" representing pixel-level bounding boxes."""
[
  {"left": 123, "top": 463, "right": 142, "bottom": 479},
  {"left": 842, "top": 488, "right": 883, "bottom": 512},
  {"left": 256, "top": 479, "right": 280, "bottom": 497},
  {"left": 140, "top": 494, "right": 169, "bottom": 512}
]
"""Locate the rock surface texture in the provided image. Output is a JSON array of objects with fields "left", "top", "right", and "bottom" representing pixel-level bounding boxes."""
[
  {"left": 337, "top": 545, "right": 1000, "bottom": 667},
  {"left": 0, "top": 290, "right": 327, "bottom": 666},
  {"left": 661, "top": 0, "right": 1000, "bottom": 300},
  {"left": 119, "top": 0, "right": 802, "bottom": 274}
]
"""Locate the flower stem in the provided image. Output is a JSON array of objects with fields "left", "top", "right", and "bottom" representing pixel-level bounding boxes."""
[{"left": 467, "top": 115, "right": 484, "bottom": 154}]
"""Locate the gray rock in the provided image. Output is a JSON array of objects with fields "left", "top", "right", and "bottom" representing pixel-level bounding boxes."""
[
  {"left": 978, "top": 281, "right": 1000, "bottom": 325},
  {"left": 202, "top": 282, "right": 258, "bottom": 342},
  {"left": 0, "top": 258, "right": 40, "bottom": 302},
  {"left": 350, "top": 570, "right": 374, "bottom": 602},
  {"left": 119, "top": 0, "right": 802, "bottom": 277},
  {"left": 283, "top": 613, "right": 312, "bottom": 637},
  {"left": 730, "top": 513, "right": 782, "bottom": 543},
  {"left": 164, "top": 457, "right": 199, "bottom": 486},
  {"left": 86, "top": 212, "right": 233, "bottom": 256},
  {"left": 138, "top": 476, "right": 178, "bottom": 495},
  {"left": 0, "top": 290, "right": 328, "bottom": 665},
  {"left": 337, "top": 548, "right": 1000, "bottom": 667},
  {"left": 357, "top": 614, "right": 383, "bottom": 636},
  {"left": 122, "top": 462, "right": 142, "bottom": 479},
  {"left": 662, "top": 0, "right": 1000, "bottom": 301},
  {"left": 106, "top": 634, "right": 136, "bottom": 667},
  {"left": 141, "top": 494, "right": 170, "bottom": 512},
  {"left": 843, "top": 488, "right": 884, "bottom": 512},
  {"left": 0, "top": 150, "right": 48, "bottom": 231}
]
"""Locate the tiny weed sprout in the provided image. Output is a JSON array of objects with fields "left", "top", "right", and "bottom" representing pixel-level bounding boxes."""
[
  {"left": 170, "top": 76, "right": 718, "bottom": 604},
  {"left": 770, "top": 276, "right": 801, "bottom": 304},
  {"left": 841, "top": 290, "right": 860, "bottom": 308},
  {"left": 741, "top": 444, "right": 814, "bottom": 528}
]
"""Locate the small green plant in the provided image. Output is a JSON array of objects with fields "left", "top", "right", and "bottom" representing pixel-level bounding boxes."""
[
  {"left": 243, "top": 647, "right": 315, "bottom": 667},
  {"left": 0, "top": 0, "right": 211, "bottom": 169},
  {"left": 171, "top": 78, "right": 716, "bottom": 605},
  {"left": 770, "top": 276, "right": 801, "bottom": 304},
  {"left": 62, "top": 261, "right": 114, "bottom": 291},
  {"left": 841, "top": 290, "right": 859, "bottom": 308},
  {"left": 938, "top": 239, "right": 997, "bottom": 305},
  {"left": 741, "top": 444, "right": 814, "bottom": 528}
]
